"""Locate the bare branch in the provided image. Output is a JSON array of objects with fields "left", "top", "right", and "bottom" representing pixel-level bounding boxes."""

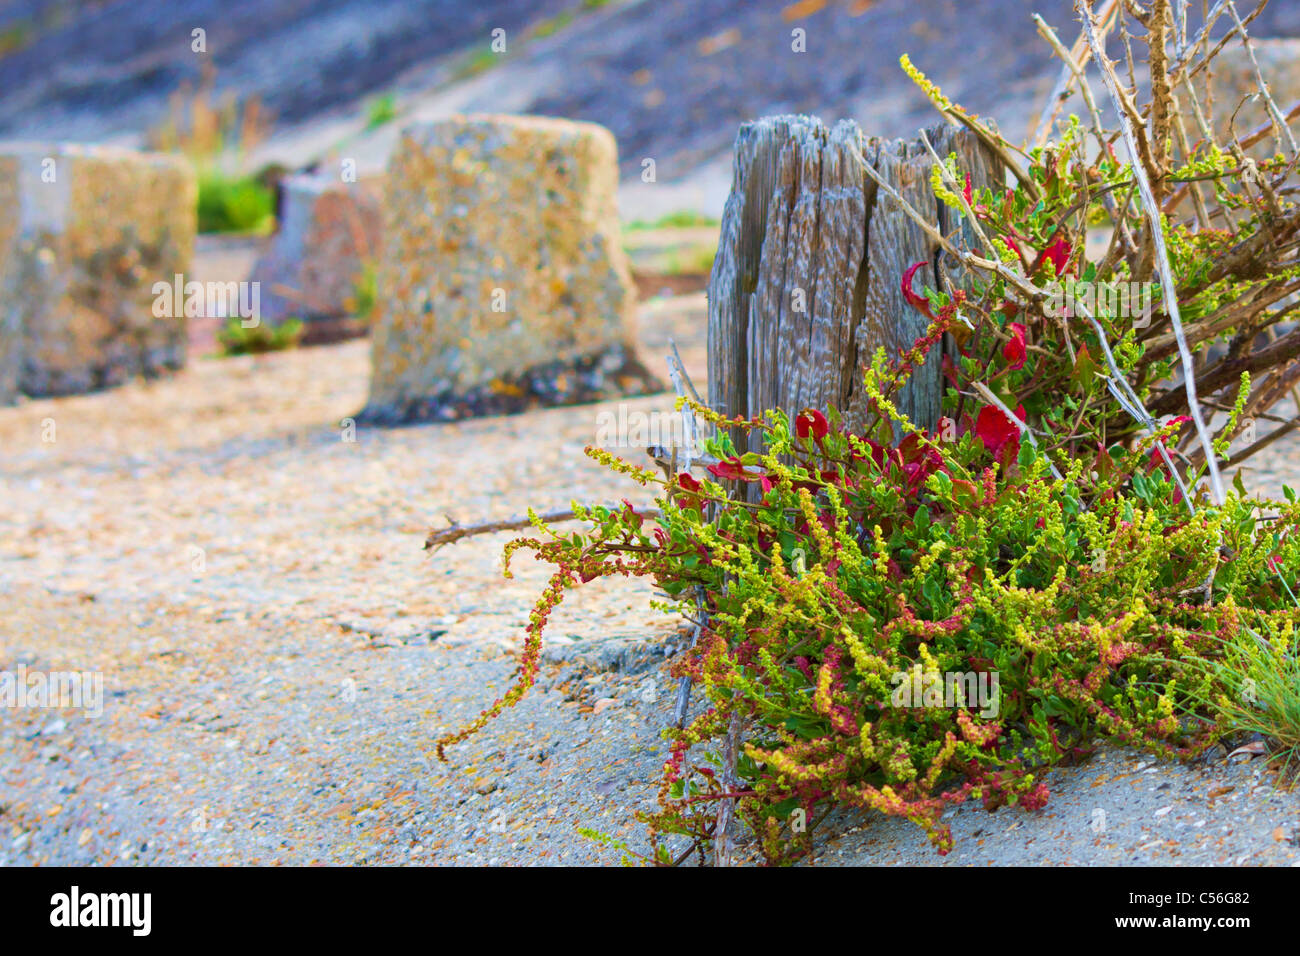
[
  {"left": 1077, "top": 0, "right": 1226, "bottom": 504},
  {"left": 425, "top": 506, "right": 662, "bottom": 552}
]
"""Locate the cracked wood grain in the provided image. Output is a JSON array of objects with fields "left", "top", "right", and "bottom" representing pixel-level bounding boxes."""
[{"left": 707, "top": 115, "right": 1003, "bottom": 468}]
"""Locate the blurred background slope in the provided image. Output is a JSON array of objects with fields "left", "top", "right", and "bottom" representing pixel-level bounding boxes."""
[{"left": 1, "top": 0, "right": 1298, "bottom": 215}]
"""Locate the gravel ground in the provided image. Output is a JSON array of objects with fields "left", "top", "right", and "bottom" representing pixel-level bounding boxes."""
[
  {"left": 819, "top": 748, "right": 1300, "bottom": 866},
  {"left": 1, "top": 301, "right": 1299, "bottom": 866},
  {"left": 0, "top": 304, "right": 704, "bottom": 866}
]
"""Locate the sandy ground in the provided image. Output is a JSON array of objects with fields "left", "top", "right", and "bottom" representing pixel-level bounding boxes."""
[
  {"left": 1, "top": 297, "right": 1299, "bottom": 866},
  {"left": 0, "top": 303, "right": 702, "bottom": 866}
]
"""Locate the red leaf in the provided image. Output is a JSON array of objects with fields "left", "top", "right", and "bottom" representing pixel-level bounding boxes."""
[
  {"left": 941, "top": 353, "right": 960, "bottom": 388},
  {"left": 974, "top": 404, "right": 1025, "bottom": 459},
  {"left": 1044, "top": 236, "right": 1072, "bottom": 276},
  {"left": 620, "top": 499, "right": 644, "bottom": 529},
  {"left": 951, "top": 478, "right": 980, "bottom": 509},
  {"left": 707, "top": 458, "right": 761, "bottom": 482},
  {"left": 795, "top": 408, "right": 829, "bottom": 441},
  {"left": 1146, "top": 417, "right": 1192, "bottom": 471},
  {"left": 901, "top": 262, "right": 936, "bottom": 320},
  {"left": 1002, "top": 322, "right": 1027, "bottom": 371}
]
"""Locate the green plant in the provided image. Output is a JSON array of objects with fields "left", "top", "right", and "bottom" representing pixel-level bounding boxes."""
[
  {"left": 1184, "top": 619, "right": 1300, "bottom": 783},
  {"left": 148, "top": 60, "right": 270, "bottom": 163},
  {"left": 218, "top": 317, "right": 303, "bottom": 356},
  {"left": 452, "top": 2, "right": 611, "bottom": 80},
  {"left": 532, "top": 10, "right": 574, "bottom": 38},
  {"left": 626, "top": 211, "right": 720, "bottom": 231},
  {"left": 661, "top": 245, "right": 717, "bottom": 276},
  {"left": 364, "top": 93, "right": 398, "bottom": 131},
  {"left": 891, "top": 37, "right": 1300, "bottom": 475},
  {"left": 196, "top": 169, "right": 276, "bottom": 235},
  {"left": 0, "top": 20, "right": 32, "bottom": 57},
  {"left": 346, "top": 262, "right": 378, "bottom": 322},
  {"left": 430, "top": 0, "right": 1300, "bottom": 865},
  {"left": 149, "top": 61, "right": 275, "bottom": 235},
  {"left": 453, "top": 47, "right": 501, "bottom": 80},
  {"left": 434, "top": 339, "right": 1300, "bottom": 862}
]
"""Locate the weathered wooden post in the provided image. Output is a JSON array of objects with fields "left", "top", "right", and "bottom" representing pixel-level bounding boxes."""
[
  {"left": 702, "top": 116, "right": 1003, "bottom": 863},
  {"left": 707, "top": 116, "right": 1004, "bottom": 448}
]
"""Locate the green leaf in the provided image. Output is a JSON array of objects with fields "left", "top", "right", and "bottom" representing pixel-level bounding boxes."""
[
  {"left": 914, "top": 506, "right": 931, "bottom": 533},
  {"left": 952, "top": 479, "right": 980, "bottom": 510},
  {"left": 1069, "top": 342, "right": 1100, "bottom": 391}
]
